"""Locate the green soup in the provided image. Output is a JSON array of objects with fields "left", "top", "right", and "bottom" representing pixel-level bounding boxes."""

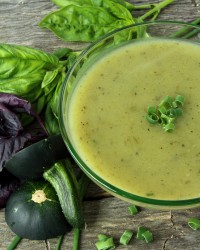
[{"left": 66, "top": 38, "right": 200, "bottom": 200}]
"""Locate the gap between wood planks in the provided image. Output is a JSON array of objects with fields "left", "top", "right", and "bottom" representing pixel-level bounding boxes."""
[{"left": 191, "top": 0, "right": 200, "bottom": 7}]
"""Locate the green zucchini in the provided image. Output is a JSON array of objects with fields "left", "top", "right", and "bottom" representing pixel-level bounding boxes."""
[
  {"left": 5, "top": 180, "right": 71, "bottom": 240},
  {"left": 5, "top": 134, "right": 69, "bottom": 179},
  {"left": 43, "top": 159, "right": 85, "bottom": 229}
]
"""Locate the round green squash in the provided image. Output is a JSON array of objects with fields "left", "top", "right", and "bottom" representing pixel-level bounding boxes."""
[
  {"left": 5, "top": 134, "right": 69, "bottom": 180},
  {"left": 5, "top": 180, "right": 71, "bottom": 240}
]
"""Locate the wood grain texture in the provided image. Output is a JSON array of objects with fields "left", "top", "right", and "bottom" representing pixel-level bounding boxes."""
[{"left": 0, "top": 0, "right": 200, "bottom": 249}]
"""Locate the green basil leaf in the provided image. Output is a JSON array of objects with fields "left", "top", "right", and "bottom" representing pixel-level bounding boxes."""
[
  {"left": 41, "top": 69, "right": 60, "bottom": 95},
  {"left": 50, "top": 72, "right": 66, "bottom": 117},
  {"left": 44, "top": 104, "right": 60, "bottom": 135},
  {"left": 0, "top": 44, "right": 59, "bottom": 71},
  {"left": 51, "top": 0, "right": 134, "bottom": 11},
  {"left": 0, "top": 71, "right": 45, "bottom": 102},
  {"left": 51, "top": 0, "right": 93, "bottom": 7},
  {"left": 52, "top": 47, "right": 73, "bottom": 59},
  {"left": 39, "top": 5, "right": 133, "bottom": 42},
  {"left": 0, "top": 43, "right": 61, "bottom": 113}
]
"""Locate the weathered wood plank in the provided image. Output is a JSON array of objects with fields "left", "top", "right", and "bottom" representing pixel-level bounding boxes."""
[{"left": 1, "top": 199, "right": 200, "bottom": 249}]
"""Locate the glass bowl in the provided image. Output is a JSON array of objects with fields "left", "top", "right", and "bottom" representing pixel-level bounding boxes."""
[{"left": 59, "top": 21, "right": 200, "bottom": 209}]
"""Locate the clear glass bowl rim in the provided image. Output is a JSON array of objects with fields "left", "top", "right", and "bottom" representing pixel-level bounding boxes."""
[{"left": 59, "top": 20, "right": 200, "bottom": 208}]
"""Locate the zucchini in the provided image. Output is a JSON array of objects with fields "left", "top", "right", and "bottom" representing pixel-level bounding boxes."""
[
  {"left": 5, "top": 134, "right": 69, "bottom": 180},
  {"left": 43, "top": 159, "right": 84, "bottom": 229},
  {"left": 5, "top": 180, "right": 71, "bottom": 240}
]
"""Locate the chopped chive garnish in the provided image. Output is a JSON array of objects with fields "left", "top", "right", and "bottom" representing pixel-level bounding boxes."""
[
  {"left": 142, "top": 230, "right": 153, "bottom": 243},
  {"left": 188, "top": 218, "right": 200, "bottom": 230},
  {"left": 95, "top": 234, "right": 115, "bottom": 250},
  {"left": 146, "top": 95, "right": 185, "bottom": 132},
  {"left": 136, "top": 226, "right": 147, "bottom": 240},
  {"left": 128, "top": 205, "right": 139, "bottom": 215},
  {"left": 119, "top": 230, "right": 133, "bottom": 245},
  {"left": 98, "top": 234, "right": 109, "bottom": 241},
  {"left": 136, "top": 227, "right": 153, "bottom": 243}
]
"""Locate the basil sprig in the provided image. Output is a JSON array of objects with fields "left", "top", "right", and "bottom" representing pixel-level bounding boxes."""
[
  {"left": 39, "top": 0, "right": 173, "bottom": 43},
  {"left": 0, "top": 43, "right": 80, "bottom": 135}
]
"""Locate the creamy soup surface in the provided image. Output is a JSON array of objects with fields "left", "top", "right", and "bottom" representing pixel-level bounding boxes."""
[{"left": 66, "top": 39, "right": 200, "bottom": 200}]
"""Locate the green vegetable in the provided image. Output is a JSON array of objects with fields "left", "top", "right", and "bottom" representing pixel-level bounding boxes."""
[
  {"left": 0, "top": 43, "right": 61, "bottom": 115},
  {"left": 44, "top": 49, "right": 81, "bottom": 135},
  {"left": 7, "top": 235, "right": 22, "bottom": 250},
  {"left": 51, "top": 0, "right": 135, "bottom": 11},
  {"left": 39, "top": 0, "right": 173, "bottom": 43},
  {"left": 0, "top": 43, "right": 78, "bottom": 136},
  {"left": 73, "top": 228, "right": 81, "bottom": 250},
  {"left": 128, "top": 205, "right": 138, "bottom": 215},
  {"left": 56, "top": 235, "right": 64, "bottom": 250},
  {"left": 5, "top": 180, "right": 70, "bottom": 240},
  {"left": 95, "top": 234, "right": 115, "bottom": 250},
  {"left": 5, "top": 135, "right": 69, "bottom": 180},
  {"left": 188, "top": 218, "right": 200, "bottom": 230},
  {"left": 119, "top": 229, "right": 133, "bottom": 245},
  {"left": 170, "top": 17, "right": 200, "bottom": 38},
  {"left": 146, "top": 95, "right": 185, "bottom": 132},
  {"left": 39, "top": 3, "right": 133, "bottom": 42},
  {"left": 43, "top": 160, "right": 84, "bottom": 229},
  {"left": 142, "top": 230, "right": 153, "bottom": 243},
  {"left": 136, "top": 227, "right": 153, "bottom": 243},
  {"left": 136, "top": 226, "right": 147, "bottom": 240}
]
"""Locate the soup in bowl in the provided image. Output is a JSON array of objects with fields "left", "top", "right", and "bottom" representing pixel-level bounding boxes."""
[{"left": 59, "top": 21, "right": 200, "bottom": 209}]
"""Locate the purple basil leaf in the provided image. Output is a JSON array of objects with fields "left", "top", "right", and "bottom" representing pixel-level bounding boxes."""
[
  {"left": 0, "top": 133, "right": 31, "bottom": 171},
  {"left": 0, "top": 103, "right": 23, "bottom": 137},
  {"left": 0, "top": 93, "right": 48, "bottom": 171},
  {"left": 0, "top": 93, "right": 31, "bottom": 114},
  {"left": 0, "top": 169, "right": 21, "bottom": 208}
]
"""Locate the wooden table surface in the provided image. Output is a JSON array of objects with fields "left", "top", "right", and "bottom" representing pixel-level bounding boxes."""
[{"left": 1, "top": 0, "right": 200, "bottom": 249}]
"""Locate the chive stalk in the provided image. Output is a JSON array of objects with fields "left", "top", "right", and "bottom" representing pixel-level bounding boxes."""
[
  {"left": 73, "top": 228, "right": 81, "bottom": 250},
  {"left": 7, "top": 235, "right": 22, "bottom": 250},
  {"left": 170, "top": 17, "right": 200, "bottom": 38},
  {"left": 56, "top": 235, "right": 64, "bottom": 250},
  {"left": 72, "top": 172, "right": 90, "bottom": 250}
]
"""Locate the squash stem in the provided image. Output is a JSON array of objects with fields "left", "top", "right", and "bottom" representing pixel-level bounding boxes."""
[{"left": 7, "top": 235, "right": 22, "bottom": 250}]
